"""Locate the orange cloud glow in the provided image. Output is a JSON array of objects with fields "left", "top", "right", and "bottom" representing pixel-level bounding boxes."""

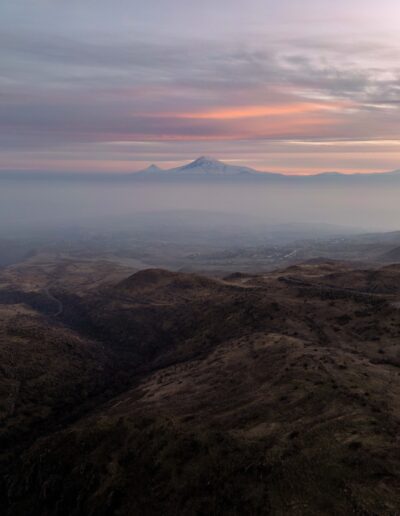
[{"left": 174, "top": 101, "right": 352, "bottom": 120}]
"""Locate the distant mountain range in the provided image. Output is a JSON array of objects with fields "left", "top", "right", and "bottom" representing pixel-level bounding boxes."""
[
  {"left": 1, "top": 156, "right": 400, "bottom": 182},
  {"left": 133, "top": 156, "right": 400, "bottom": 181},
  {"left": 134, "top": 156, "right": 277, "bottom": 178}
]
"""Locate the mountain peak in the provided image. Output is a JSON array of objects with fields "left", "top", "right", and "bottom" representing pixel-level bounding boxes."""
[
  {"left": 144, "top": 164, "right": 162, "bottom": 173},
  {"left": 134, "top": 157, "right": 270, "bottom": 178},
  {"left": 177, "top": 156, "right": 255, "bottom": 176},
  {"left": 186, "top": 156, "right": 223, "bottom": 168}
]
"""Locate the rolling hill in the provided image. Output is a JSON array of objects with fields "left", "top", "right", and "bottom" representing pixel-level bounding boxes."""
[{"left": 1, "top": 258, "right": 400, "bottom": 514}]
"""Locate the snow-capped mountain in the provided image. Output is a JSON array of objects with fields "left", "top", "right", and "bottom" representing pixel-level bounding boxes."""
[
  {"left": 134, "top": 156, "right": 281, "bottom": 179},
  {"left": 132, "top": 157, "right": 400, "bottom": 182},
  {"left": 170, "top": 156, "right": 257, "bottom": 176}
]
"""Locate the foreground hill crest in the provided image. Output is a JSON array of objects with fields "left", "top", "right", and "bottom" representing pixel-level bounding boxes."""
[{"left": 2, "top": 259, "right": 400, "bottom": 514}]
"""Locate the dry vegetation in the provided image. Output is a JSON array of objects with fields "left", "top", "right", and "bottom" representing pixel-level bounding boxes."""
[{"left": 1, "top": 258, "right": 400, "bottom": 514}]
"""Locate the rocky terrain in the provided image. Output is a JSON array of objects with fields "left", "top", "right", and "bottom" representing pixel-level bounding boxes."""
[{"left": 2, "top": 257, "right": 400, "bottom": 514}]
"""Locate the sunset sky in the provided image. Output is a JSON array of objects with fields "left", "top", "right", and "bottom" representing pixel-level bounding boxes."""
[{"left": 1, "top": 0, "right": 400, "bottom": 174}]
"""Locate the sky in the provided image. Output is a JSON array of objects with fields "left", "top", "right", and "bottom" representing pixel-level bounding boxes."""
[{"left": 1, "top": 0, "right": 400, "bottom": 174}]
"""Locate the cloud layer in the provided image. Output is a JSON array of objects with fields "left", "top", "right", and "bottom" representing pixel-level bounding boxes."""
[{"left": 1, "top": 0, "right": 399, "bottom": 173}]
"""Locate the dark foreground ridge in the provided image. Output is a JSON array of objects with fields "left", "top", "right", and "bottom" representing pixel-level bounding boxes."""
[{"left": 1, "top": 259, "right": 400, "bottom": 514}]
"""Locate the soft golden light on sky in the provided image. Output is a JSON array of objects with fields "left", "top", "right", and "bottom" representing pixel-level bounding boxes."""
[
  {"left": 174, "top": 102, "right": 351, "bottom": 120},
  {"left": 0, "top": 0, "right": 399, "bottom": 174}
]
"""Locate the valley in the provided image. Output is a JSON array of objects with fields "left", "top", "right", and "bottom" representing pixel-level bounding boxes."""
[{"left": 2, "top": 255, "right": 400, "bottom": 514}]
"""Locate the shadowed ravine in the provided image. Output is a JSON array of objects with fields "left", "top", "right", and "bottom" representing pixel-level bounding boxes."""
[{"left": 1, "top": 259, "right": 400, "bottom": 514}]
